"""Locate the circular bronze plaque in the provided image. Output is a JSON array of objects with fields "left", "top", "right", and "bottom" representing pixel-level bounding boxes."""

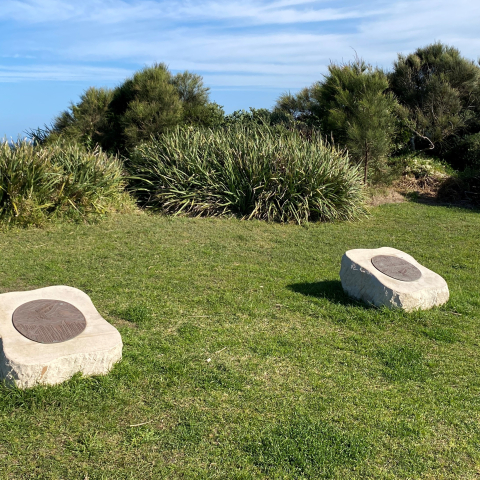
[
  {"left": 371, "top": 255, "right": 422, "bottom": 282},
  {"left": 12, "top": 299, "right": 86, "bottom": 344}
]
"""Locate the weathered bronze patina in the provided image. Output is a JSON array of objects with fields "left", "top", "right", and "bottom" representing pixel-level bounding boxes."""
[
  {"left": 371, "top": 255, "right": 422, "bottom": 282},
  {"left": 12, "top": 299, "right": 86, "bottom": 344}
]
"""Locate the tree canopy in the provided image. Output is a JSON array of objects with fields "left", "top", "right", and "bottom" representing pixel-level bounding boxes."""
[
  {"left": 274, "top": 59, "right": 398, "bottom": 182},
  {"left": 389, "top": 42, "right": 480, "bottom": 151},
  {"left": 48, "top": 63, "right": 224, "bottom": 153}
]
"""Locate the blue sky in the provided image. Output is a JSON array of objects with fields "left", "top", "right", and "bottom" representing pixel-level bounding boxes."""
[{"left": 1, "top": 0, "right": 480, "bottom": 139}]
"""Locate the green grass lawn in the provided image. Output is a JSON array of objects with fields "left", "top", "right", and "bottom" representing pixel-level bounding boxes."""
[{"left": 0, "top": 202, "right": 479, "bottom": 479}]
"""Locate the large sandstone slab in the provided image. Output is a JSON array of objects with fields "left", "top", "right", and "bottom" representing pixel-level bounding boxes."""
[
  {"left": 0, "top": 286, "right": 122, "bottom": 389},
  {"left": 340, "top": 247, "right": 449, "bottom": 311}
]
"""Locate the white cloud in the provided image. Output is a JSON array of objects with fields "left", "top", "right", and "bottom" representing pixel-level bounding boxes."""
[
  {"left": 0, "top": 0, "right": 369, "bottom": 25},
  {"left": 0, "top": 65, "right": 131, "bottom": 82},
  {"left": 0, "top": 0, "right": 479, "bottom": 89}
]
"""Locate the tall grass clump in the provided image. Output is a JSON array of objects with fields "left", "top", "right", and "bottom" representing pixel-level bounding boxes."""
[
  {"left": 128, "top": 125, "right": 365, "bottom": 224},
  {"left": 0, "top": 140, "right": 132, "bottom": 226}
]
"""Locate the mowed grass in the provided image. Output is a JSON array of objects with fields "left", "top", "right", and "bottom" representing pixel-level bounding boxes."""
[{"left": 0, "top": 202, "right": 479, "bottom": 479}]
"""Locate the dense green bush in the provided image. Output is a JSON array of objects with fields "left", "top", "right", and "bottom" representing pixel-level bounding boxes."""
[
  {"left": 389, "top": 43, "right": 480, "bottom": 152},
  {"left": 0, "top": 140, "right": 131, "bottom": 226},
  {"left": 39, "top": 64, "right": 224, "bottom": 153},
  {"left": 444, "top": 133, "right": 480, "bottom": 170},
  {"left": 392, "top": 152, "right": 450, "bottom": 178},
  {"left": 437, "top": 167, "right": 480, "bottom": 205},
  {"left": 128, "top": 125, "right": 366, "bottom": 224},
  {"left": 274, "top": 60, "right": 399, "bottom": 183}
]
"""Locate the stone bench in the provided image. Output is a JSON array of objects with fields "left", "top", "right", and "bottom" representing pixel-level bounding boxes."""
[
  {"left": 340, "top": 247, "right": 449, "bottom": 311},
  {"left": 0, "top": 286, "right": 122, "bottom": 389}
]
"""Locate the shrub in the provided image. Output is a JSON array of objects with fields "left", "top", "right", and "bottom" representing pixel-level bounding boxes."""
[
  {"left": 393, "top": 152, "right": 450, "bottom": 178},
  {"left": 274, "top": 59, "right": 399, "bottom": 183},
  {"left": 107, "top": 63, "right": 183, "bottom": 152},
  {"left": 28, "top": 88, "right": 115, "bottom": 148},
  {"left": 38, "top": 64, "right": 225, "bottom": 154},
  {"left": 128, "top": 125, "right": 366, "bottom": 224},
  {"left": 0, "top": 140, "right": 131, "bottom": 226},
  {"left": 444, "top": 133, "right": 480, "bottom": 170},
  {"left": 437, "top": 167, "right": 480, "bottom": 205},
  {"left": 389, "top": 43, "right": 480, "bottom": 152}
]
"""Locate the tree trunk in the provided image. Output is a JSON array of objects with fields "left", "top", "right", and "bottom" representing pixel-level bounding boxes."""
[
  {"left": 410, "top": 136, "right": 416, "bottom": 151},
  {"left": 364, "top": 141, "right": 369, "bottom": 185}
]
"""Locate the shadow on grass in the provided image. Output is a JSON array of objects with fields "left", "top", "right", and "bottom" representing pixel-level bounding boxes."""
[
  {"left": 287, "top": 280, "right": 373, "bottom": 309},
  {"left": 404, "top": 190, "right": 480, "bottom": 212}
]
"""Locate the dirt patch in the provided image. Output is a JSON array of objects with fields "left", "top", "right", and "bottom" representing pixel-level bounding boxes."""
[
  {"left": 394, "top": 175, "right": 445, "bottom": 200},
  {"left": 367, "top": 190, "right": 406, "bottom": 207},
  {"left": 368, "top": 175, "right": 448, "bottom": 207},
  {"left": 367, "top": 174, "right": 480, "bottom": 209}
]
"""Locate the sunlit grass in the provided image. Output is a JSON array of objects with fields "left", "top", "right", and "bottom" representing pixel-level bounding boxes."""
[{"left": 0, "top": 202, "right": 479, "bottom": 478}]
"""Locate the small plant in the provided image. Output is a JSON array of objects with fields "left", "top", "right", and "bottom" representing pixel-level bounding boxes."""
[{"left": 399, "top": 154, "right": 450, "bottom": 178}]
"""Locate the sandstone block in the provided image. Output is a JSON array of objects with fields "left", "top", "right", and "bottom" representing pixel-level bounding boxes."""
[
  {"left": 0, "top": 286, "right": 122, "bottom": 389},
  {"left": 340, "top": 247, "right": 449, "bottom": 311}
]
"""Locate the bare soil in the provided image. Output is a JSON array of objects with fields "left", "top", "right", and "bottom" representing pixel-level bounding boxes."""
[{"left": 367, "top": 174, "right": 459, "bottom": 207}]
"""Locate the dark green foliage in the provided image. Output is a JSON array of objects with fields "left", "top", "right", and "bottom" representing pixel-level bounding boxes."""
[
  {"left": 444, "top": 133, "right": 480, "bottom": 170},
  {"left": 223, "top": 107, "right": 293, "bottom": 128},
  {"left": 107, "top": 63, "right": 183, "bottom": 151},
  {"left": 171, "top": 70, "right": 224, "bottom": 127},
  {"left": 437, "top": 167, "right": 480, "bottom": 205},
  {"left": 0, "top": 140, "right": 129, "bottom": 225},
  {"left": 246, "top": 415, "right": 369, "bottom": 478},
  {"left": 274, "top": 86, "right": 321, "bottom": 125},
  {"left": 41, "top": 63, "right": 224, "bottom": 153},
  {"left": 28, "top": 88, "right": 114, "bottom": 148},
  {"left": 389, "top": 42, "right": 480, "bottom": 152},
  {"left": 317, "top": 60, "right": 398, "bottom": 182},
  {"left": 274, "top": 60, "right": 398, "bottom": 182},
  {"left": 54, "top": 87, "right": 114, "bottom": 147},
  {"left": 128, "top": 125, "right": 366, "bottom": 224}
]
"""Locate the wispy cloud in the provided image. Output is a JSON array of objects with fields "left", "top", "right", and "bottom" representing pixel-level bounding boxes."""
[
  {"left": 0, "top": 0, "right": 369, "bottom": 25},
  {"left": 0, "top": 0, "right": 479, "bottom": 90},
  {"left": 0, "top": 65, "right": 132, "bottom": 82}
]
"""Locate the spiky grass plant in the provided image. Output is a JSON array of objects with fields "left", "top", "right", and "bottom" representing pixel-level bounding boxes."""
[
  {"left": 128, "top": 125, "right": 365, "bottom": 223},
  {"left": 0, "top": 140, "right": 132, "bottom": 226}
]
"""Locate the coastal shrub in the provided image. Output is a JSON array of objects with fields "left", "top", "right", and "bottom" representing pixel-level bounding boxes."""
[
  {"left": 393, "top": 152, "right": 450, "bottom": 178},
  {"left": 38, "top": 64, "right": 225, "bottom": 153},
  {"left": 0, "top": 140, "right": 130, "bottom": 226},
  {"left": 274, "top": 59, "right": 399, "bottom": 183},
  {"left": 444, "top": 133, "right": 480, "bottom": 170},
  {"left": 128, "top": 125, "right": 365, "bottom": 224},
  {"left": 437, "top": 167, "right": 480, "bottom": 205},
  {"left": 389, "top": 43, "right": 480, "bottom": 152}
]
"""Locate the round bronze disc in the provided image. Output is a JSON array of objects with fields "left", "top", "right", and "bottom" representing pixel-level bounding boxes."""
[
  {"left": 12, "top": 299, "right": 86, "bottom": 344},
  {"left": 371, "top": 255, "right": 422, "bottom": 282}
]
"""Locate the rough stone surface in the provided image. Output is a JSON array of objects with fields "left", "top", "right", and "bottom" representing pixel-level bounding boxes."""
[
  {"left": 0, "top": 286, "right": 122, "bottom": 389},
  {"left": 340, "top": 247, "right": 449, "bottom": 311}
]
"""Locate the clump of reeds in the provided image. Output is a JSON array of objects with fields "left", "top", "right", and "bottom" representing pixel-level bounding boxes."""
[
  {"left": 128, "top": 125, "right": 366, "bottom": 224},
  {"left": 0, "top": 140, "right": 131, "bottom": 226}
]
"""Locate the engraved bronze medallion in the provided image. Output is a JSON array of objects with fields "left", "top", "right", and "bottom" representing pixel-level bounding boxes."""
[
  {"left": 371, "top": 255, "right": 422, "bottom": 282},
  {"left": 12, "top": 299, "right": 86, "bottom": 344}
]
